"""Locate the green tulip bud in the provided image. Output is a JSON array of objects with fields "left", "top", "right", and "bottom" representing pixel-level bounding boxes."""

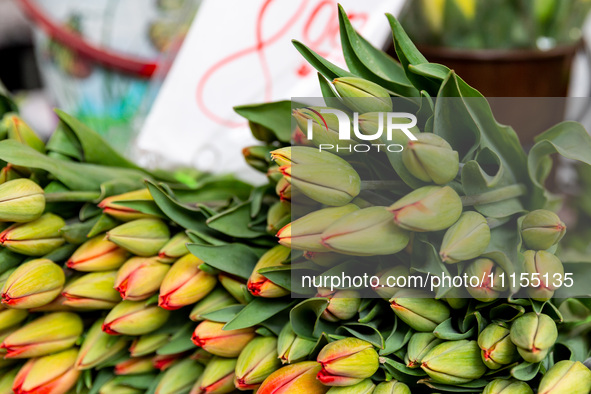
[
  {"left": 257, "top": 361, "right": 328, "bottom": 394},
  {"left": 218, "top": 273, "right": 249, "bottom": 304},
  {"left": 242, "top": 145, "right": 274, "bottom": 172},
  {"left": 114, "top": 257, "right": 170, "bottom": 301},
  {"left": 522, "top": 250, "right": 564, "bottom": 301},
  {"left": 247, "top": 245, "right": 290, "bottom": 298},
  {"left": 190, "top": 356, "right": 237, "bottom": 394},
  {"left": 102, "top": 300, "right": 170, "bottom": 336},
  {"left": 267, "top": 201, "right": 291, "bottom": 234},
  {"left": 402, "top": 133, "right": 459, "bottom": 184},
  {"left": 332, "top": 77, "right": 392, "bottom": 113},
  {"left": 157, "top": 232, "right": 190, "bottom": 263},
  {"left": 0, "top": 312, "right": 82, "bottom": 358},
  {"left": 521, "top": 210, "right": 566, "bottom": 250},
  {"left": 0, "top": 179, "right": 45, "bottom": 223},
  {"left": 1, "top": 113, "right": 45, "bottom": 152},
  {"left": 156, "top": 358, "right": 204, "bottom": 394},
  {"left": 0, "top": 308, "right": 27, "bottom": 331},
  {"left": 510, "top": 312, "right": 557, "bottom": 363},
  {"left": 440, "top": 211, "right": 490, "bottom": 263},
  {"left": 0, "top": 213, "right": 65, "bottom": 256},
  {"left": 62, "top": 271, "right": 121, "bottom": 310},
  {"left": 106, "top": 218, "right": 170, "bottom": 257},
  {"left": 192, "top": 320, "right": 255, "bottom": 358},
  {"left": 129, "top": 333, "right": 170, "bottom": 357},
  {"left": 278, "top": 204, "right": 359, "bottom": 252},
  {"left": 538, "top": 360, "right": 591, "bottom": 394},
  {"left": 0, "top": 367, "right": 18, "bottom": 394},
  {"left": 321, "top": 206, "right": 410, "bottom": 256},
  {"left": 66, "top": 235, "right": 129, "bottom": 272},
  {"left": 189, "top": 287, "right": 237, "bottom": 321},
  {"left": 318, "top": 288, "right": 361, "bottom": 322},
  {"left": 464, "top": 258, "right": 507, "bottom": 302},
  {"left": 277, "top": 322, "right": 316, "bottom": 364},
  {"left": 388, "top": 186, "right": 462, "bottom": 232},
  {"left": 421, "top": 340, "right": 486, "bottom": 384},
  {"left": 326, "top": 379, "right": 375, "bottom": 394},
  {"left": 1, "top": 258, "right": 64, "bottom": 309},
  {"left": 316, "top": 338, "right": 379, "bottom": 386},
  {"left": 373, "top": 380, "right": 411, "bottom": 394},
  {"left": 12, "top": 348, "right": 80, "bottom": 394},
  {"left": 390, "top": 290, "right": 450, "bottom": 332},
  {"left": 159, "top": 254, "right": 217, "bottom": 309},
  {"left": 478, "top": 323, "right": 517, "bottom": 369},
  {"left": 373, "top": 266, "right": 410, "bottom": 299},
  {"left": 75, "top": 319, "right": 128, "bottom": 370},
  {"left": 405, "top": 333, "right": 443, "bottom": 368},
  {"left": 99, "top": 380, "right": 143, "bottom": 394},
  {"left": 98, "top": 188, "right": 156, "bottom": 222},
  {"left": 483, "top": 379, "right": 533, "bottom": 394},
  {"left": 235, "top": 336, "right": 281, "bottom": 390},
  {"left": 292, "top": 107, "right": 356, "bottom": 154},
  {"left": 114, "top": 356, "right": 155, "bottom": 375}
]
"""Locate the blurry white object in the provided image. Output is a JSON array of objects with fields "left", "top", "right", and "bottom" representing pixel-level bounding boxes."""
[{"left": 137, "top": 0, "right": 403, "bottom": 180}]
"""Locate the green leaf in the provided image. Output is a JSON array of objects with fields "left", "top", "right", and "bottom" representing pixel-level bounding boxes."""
[
  {"left": 0, "top": 81, "right": 18, "bottom": 116},
  {"left": 224, "top": 298, "right": 296, "bottom": 330},
  {"left": 258, "top": 265, "right": 292, "bottom": 291},
  {"left": 113, "top": 200, "right": 165, "bottom": 218},
  {"left": 292, "top": 40, "right": 355, "bottom": 82},
  {"left": 511, "top": 361, "right": 540, "bottom": 381},
  {"left": 200, "top": 305, "right": 244, "bottom": 323},
  {"left": 42, "top": 244, "right": 78, "bottom": 263},
  {"left": 156, "top": 323, "right": 196, "bottom": 355},
  {"left": 186, "top": 243, "right": 258, "bottom": 279},
  {"left": 234, "top": 101, "right": 293, "bottom": 142},
  {"left": 0, "top": 248, "right": 25, "bottom": 274},
  {"left": 60, "top": 217, "right": 100, "bottom": 244},
  {"left": 206, "top": 202, "right": 264, "bottom": 238},
  {"left": 338, "top": 323, "right": 384, "bottom": 348},
  {"left": 381, "top": 320, "right": 413, "bottom": 356},
  {"left": 87, "top": 214, "right": 120, "bottom": 237},
  {"left": 173, "top": 178, "right": 253, "bottom": 204},
  {"left": 111, "top": 374, "right": 158, "bottom": 389},
  {"left": 382, "top": 357, "right": 427, "bottom": 377},
  {"left": 290, "top": 298, "right": 335, "bottom": 340},
  {"left": 317, "top": 73, "right": 350, "bottom": 112},
  {"left": 88, "top": 370, "right": 114, "bottom": 394},
  {"left": 433, "top": 318, "right": 475, "bottom": 340}
]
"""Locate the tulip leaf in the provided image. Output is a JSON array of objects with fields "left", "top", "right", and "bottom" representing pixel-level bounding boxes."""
[
  {"left": 411, "top": 237, "right": 452, "bottom": 298},
  {"left": 187, "top": 243, "right": 258, "bottom": 279},
  {"left": 185, "top": 229, "right": 226, "bottom": 246},
  {"left": 0, "top": 82, "right": 18, "bottom": 116},
  {"left": 381, "top": 322, "right": 413, "bottom": 356},
  {"left": 87, "top": 214, "right": 120, "bottom": 238},
  {"left": 156, "top": 323, "right": 196, "bottom": 355},
  {"left": 318, "top": 73, "right": 350, "bottom": 112},
  {"left": 88, "top": 370, "right": 114, "bottom": 394},
  {"left": 489, "top": 303, "right": 526, "bottom": 322},
  {"left": 290, "top": 298, "right": 335, "bottom": 340},
  {"left": 224, "top": 298, "right": 297, "bottom": 330},
  {"left": 233, "top": 101, "right": 293, "bottom": 143},
  {"left": 260, "top": 309, "right": 291, "bottom": 336},
  {"left": 511, "top": 361, "right": 540, "bottom": 381},
  {"left": 338, "top": 323, "right": 384, "bottom": 348},
  {"left": 200, "top": 305, "right": 244, "bottom": 323},
  {"left": 61, "top": 218, "right": 100, "bottom": 244},
  {"left": 113, "top": 200, "right": 166, "bottom": 218},
  {"left": 206, "top": 202, "right": 265, "bottom": 238},
  {"left": 555, "top": 336, "right": 589, "bottom": 362},
  {"left": 292, "top": 40, "right": 355, "bottom": 82},
  {"left": 258, "top": 265, "right": 292, "bottom": 291},
  {"left": 382, "top": 357, "right": 427, "bottom": 377},
  {"left": 111, "top": 374, "right": 159, "bottom": 389},
  {"left": 0, "top": 249, "right": 25, "bottom": 274},
  {"left": 173, "top": 178, "right": 253, "bottom": 204},
  {"left": 46, "top": 122, "right": 84, "bottom": 161},
  {"left": 433, "top": 318, "right": 475, "bottom": 340},
  {"left": 41, "top": 243, "right": 78, "bottom": 263},
  {"left": 419, "top": 379, "right": 488, "bottom": 391}
]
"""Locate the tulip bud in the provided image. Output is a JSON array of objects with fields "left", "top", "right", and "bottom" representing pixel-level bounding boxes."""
[
  {"left": 0, "top": 213, "right": 65, "bottom": 256},
  {"left": 373, "top": 380, "right": 411, "bottom": 394},
  {"left": 440, "top": 211, "right": 490, "bottom": 263},
  {"left": 373, "top": 266, "right": 410, "bottom": 299},
  {"left": 388, "top": 186, "right": 462, "bottom": 232},
  {"left": 129, "top": 333, "right": 170, "bottom": 357},
  {"left": 12, "top": 348, "right": 80, "bottom": 394},
  {"left": 1, "top": 312, "right": 82, "bottom": 358},
  {"left": 478, "top": 323, "right": 517, "bottom": 369},
  {"left": 292, "top": 107, "right": 355, "bottom": 153},
  {"left": 114, "top": 257, "right": 170, "bottom": 301},
  {"left": 522, "top": 250, "right": 564, "bottom": 301},
  {"left": 405, "top": 333, "right": 443, "bottom": 368},
  {"left": 317, "top": 338, "right": 379, "bottom": 386},
  {"left": 159, "top": 254, "right": 217, "bottom": 309},
  {"left": 332, "top": 77, "right": 392, "bottom": 113},
  {"left": 75, "top": 319, "right": 128, "bottom": 370},
  {"left": 0, "top": 308, "right": 28, "bottom": 331},
  {"left": 317, "top": 288, "right": 361, "bottom": 322},
  {"left": 320, "top": 206, "right": 410, "bottom": 256},
  {"left": 510, "top": 312, "right": 557, "bottom": 363},
  {"left": 157, "top": 232, "right": 190, "bottom": 263},
  {"left": 0, "top": 179, "right": 45, "bottom": 223},
  {"left": 0, "top": 164, "right": 25, "bottom": 184},
  {"left": 156, "top": 358, "right": 204, "bottom": 394},
  {"left": 191, "top": 348, "right": 213, "bottom": 365},
  {"left": 1, "top": 258, "right": 65, "bottom": 309},
  {"left": 192, "top": 320, "right": 255, "bottom": 358},
  {"left": 257, "top": 361, "right": 328, "bottom": 394},
  {"left": 267, "top": 201, "right": 291, "bottom": 234},
  {"left": 235, "top": 336, "right": 281, "bottom": 390},
  {"left": 114, "top": 356, "right": 155, "bottom": 375},
  {"left": 275, "top": 177, "right": 291, "bottom": 201},
  {"left": 243, "top": 145, "right": 274, "bottom": 172},
  {"left": 1, "top": 113, "right": 45, "bottom": 152},
  {"left": 98, "top": 189, "right": 155, "bottom": 221},
  {"left": 99, "top": 380, "right": 143, "bottom": 394},
  {"left": 190, "top": 356, "right": 237, "bottom": 394},
  {"left": 464, "top": 258, "right": 507, "bottom": 302},
  {"left": 303, "top": 251, "right": 342, "bottom": 267},
  {"left": 421, "top": 340, "right": 486, "bottom": 384},
  {"left": 0, "top": 367, "right": 18, "bottom": 394},
  {"left": 190, "top": 287, "right": 237, "bottom": 321},
  {"left": 390, "top": 290, "right": 450, "bottom": 332},
  {"left": 401, "top": 133, "right": 459, "bottom": 184},
  {"left": 247, "top": 245, "right": 290, "bottom": 298},
  {"left": 326, "top": 379, "right": 375, "bottom": 394},
  {"left": 483, "top": 379, "right": 534, "bottom": 394},
  {"left": 277, "top": 322, "right": 316, "bottom": 364},
  {"left": 62, "top": 271, "right": 121, "bottom": 309},
  {"left": 538, "top": 360, "right": 591, "bottom": 394},
  {"left": 218, "top": 273, "right": 249, "bottom": 304},
  {"left": 102, "top": 300, "right": 170, "bottom": 336},
  {"left": 66, "top": 235, "right": 129, "bottom": 272},
  {"left": 106, "top": 218, "right": 170, "bottom": 257},
  {"left": 278, "top": 204, "right": 359, "bottom": 252},
  {"left": 521, "top": 210, "right": 566, "bottom": 251}
]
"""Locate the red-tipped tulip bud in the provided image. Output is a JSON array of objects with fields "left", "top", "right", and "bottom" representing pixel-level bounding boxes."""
[
  {"left": 66, "top": 235, "right": 129, "bottom": 272},
  {"left": 257, "top": 361, "right": 328, "bottom": 394},
  {"left": 247, "top": 245, "right": 290, "bottom": 298},
  {"left": 75, "top": 319, "right": 128, "bottom": 370},
  {"left": 156, "top": 358, "right": 204, "bottom": 394},
  {"left": 510, "top": 312, "right": 557, "bottom": 363},
  {"left": 405, "top": 333, "right": 443, "bottom": 368},
  {"left": 114, "top": 257, "right": 170, "bottom": 301},
  {"left": 153, "top": 351, "right": 189, "bottom": 371},
  {"left": 0, "top": 179, "right": 45, "bottom": 223},
  {"left": 129, "top": 333, "right": 170, "bottom": 357},
  {"left": 390, "top": 290, "right": 450, "bottom": 332},
  {"left": 267, "top": 201, "right": 290, "bottom": 234},
  {"left": 292, "top": 107, "right": 356, "bottom": 154},
  {"left": 1, "top": 312, "right": 83, "bottom": 358},
  {"left": 159, "top": 254, "right": 217, "bottom": 310},
  {"left": 235, "top": 336, "right": 281, "bottom": 390},
  {"left": 464, "top": 258, "right": 507, "bottom": 302},
  {"left": 373, "top": 266, "right": 410, "bottom": 299},
  {"left": 421, "top": 340, "right": 486, "bottom": 384},
  {"left": 190, "top": 356, "right": 237, "bottom": 394},
  {"left": 277, "top": 322, "right": 316, "bottom": 364},
  {"left": 114, "top": 356, "right": 155, "bottom": 375},
  {"left": 2, "top": 113, "right": 45, "bottom": 152},
  {"left": 106, "top": 218, "right": 170, "bottom": 256},
  {"left": 316, "top": 338, "right": 379, "bottom": 386},
  {"left": 317, "top": 288, "right": 361, "bottom": 322},
  {"left": 157, "top": 232, "right": 190, "bottom": 263},
  {"left": 439, "top": 211, "right": 490, "bottom": 263},
  {"left": 62, "top": 271, "right": 121, "bottom": 309},
  {"left": 523, "top": 250, "right": 564, "bottom": 301},
  {"left": 102, "top": 300, "right": 170, "bottom": 336},
  {"left": 98, "top": 189, "right": 156, "bottom": 221},
  {"left": 478, "top": 323, "right": 517, "bottom": 369},
  {"left": 12, "top": 348, "right": 80, "bottom": 394},
  {"left": 191, "top": 320, "right": 255, "bottom": 358},
  {"left": 243, "top": 145, "right": 274, "bottom": 172},
  {"left": 0, "top": 213, "right": 65, "bottom": 256},
  {"left": 402, "top": 133, "right": 459, "bottom": 184},
  {"left": 189, "top": 287, "right": 237, "bottom": 321},
  {"left": 521, "top": 209, "right": 566, "bottom": 251},
  {"left": 1, "top": 258, "right": 65, "bottom": 309}
]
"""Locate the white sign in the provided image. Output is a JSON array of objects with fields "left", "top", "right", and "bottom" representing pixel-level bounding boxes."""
[{"left": 137, "top": 0, "right": 404, "bottom": 180}]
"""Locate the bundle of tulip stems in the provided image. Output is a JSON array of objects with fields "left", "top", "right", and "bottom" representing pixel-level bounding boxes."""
[{"left": 2, "top": 6, "right": 591, "bottom": 394}]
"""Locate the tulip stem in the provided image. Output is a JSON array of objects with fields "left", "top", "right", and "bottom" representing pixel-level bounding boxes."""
[
  {"left": 45, "top": 191, "right": 102, "bottom": 202},
  {"left": 360, "top": 180, "right": 409, "bottom": 191},
  {"left": 461, "top": 184, "right": 527, "bottom": 206}
]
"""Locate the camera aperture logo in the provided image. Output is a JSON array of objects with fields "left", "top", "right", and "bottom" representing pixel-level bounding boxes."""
[{"left": 302, "top": 107, "right": 417, "bottom": 153}]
